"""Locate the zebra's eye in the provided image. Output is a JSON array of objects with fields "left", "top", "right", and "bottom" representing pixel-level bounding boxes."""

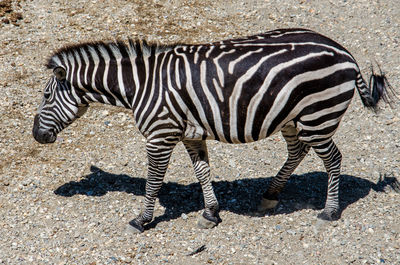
[{"left": 44, "top": 91, "right": 51, "bottom": 100}]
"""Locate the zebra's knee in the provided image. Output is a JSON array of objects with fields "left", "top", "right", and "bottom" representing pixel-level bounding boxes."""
[
  {"left": 334, "top": 149, "right": 342, "bottom": 163},
  {"left": 316, "top": 144, "right": 342, "bottom": 168}
]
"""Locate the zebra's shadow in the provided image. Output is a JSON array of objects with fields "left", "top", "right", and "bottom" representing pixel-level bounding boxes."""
[{"left": 54, "top": 165, "right": 398, "bottom": 228}]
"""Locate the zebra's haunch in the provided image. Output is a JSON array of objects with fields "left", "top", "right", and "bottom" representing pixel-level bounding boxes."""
[{"left": 32, "top": 28, "right": 393, "bottom": 232}]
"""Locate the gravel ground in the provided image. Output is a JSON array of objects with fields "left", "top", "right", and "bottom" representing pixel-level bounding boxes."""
[{"left": 1, "top": 0, "right": 400, "bottom": 264}]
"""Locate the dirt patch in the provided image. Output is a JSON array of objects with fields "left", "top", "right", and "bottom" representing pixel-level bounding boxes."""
[{"left": 0, "top": 0, "right": 23, "bottom": 25}]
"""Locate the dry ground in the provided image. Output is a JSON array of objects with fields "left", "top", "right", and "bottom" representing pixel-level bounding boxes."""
[{"left": 0, "top": 0, "right": 399, "bottom": 264}]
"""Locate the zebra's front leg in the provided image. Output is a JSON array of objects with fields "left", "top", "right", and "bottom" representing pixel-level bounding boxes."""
[
  {"left": 129, "top": 140, "right": 176, "bottom": 233},
  {"left": 258, "top": 126, "right": 310, "bottom": 214},
  {"left": 183, "top": 140, "right": 220, "bottom": 229},
  {"left": 312, "top": 140, "right": 342, "bottom": 221}
]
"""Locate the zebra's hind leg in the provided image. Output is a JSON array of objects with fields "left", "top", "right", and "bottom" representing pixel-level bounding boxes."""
[
  {"left": 183, "top": 140, "right": 220, "bottom": 229},
  {"left": 258, "top": 125, "right": 310, "bottom": 214},
  {"left": 128, "top": 139, "right": 177, "bottom": 233},
  {"left": 312, "top": 139, "right": 342, "bottom": 221}
]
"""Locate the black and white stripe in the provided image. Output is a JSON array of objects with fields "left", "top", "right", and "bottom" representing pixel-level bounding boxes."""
[{"left": 33, "top": 28, "right": 392, "bottom": 232}]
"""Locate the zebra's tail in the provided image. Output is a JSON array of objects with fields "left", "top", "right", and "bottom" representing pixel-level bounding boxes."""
[{"left": 356, "top": 67, "right": 396, "bottom": 110}]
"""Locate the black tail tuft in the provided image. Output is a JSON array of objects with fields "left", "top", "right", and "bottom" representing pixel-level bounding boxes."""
[
  {"left": 357, "top": 66, "right": 397, "bottom": 110},
  {"left": 370, "top": 73, "right": 395, "bottom": 106}
]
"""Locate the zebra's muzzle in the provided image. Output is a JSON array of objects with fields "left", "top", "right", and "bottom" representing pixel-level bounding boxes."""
[{"left": 32, "top": 114, "right": 57, "bottom": 144}]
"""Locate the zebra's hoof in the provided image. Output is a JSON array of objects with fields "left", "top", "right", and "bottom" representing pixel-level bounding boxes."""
[
  {"left": 127, "top": 220, "right": 145, "bottom": 233},
  {"left": 257, "top": 198, "right": 279, "bottom": 213},
  {"left": 197, "top": 212, "right": 218, "bottom": 229},
  {"left": 317, "top": 210, "right": 340, "bottom": 221}
]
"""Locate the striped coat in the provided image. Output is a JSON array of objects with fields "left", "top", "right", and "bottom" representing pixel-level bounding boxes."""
[{"left": 33, "top": 28, "right": 392, "bottom": 232}]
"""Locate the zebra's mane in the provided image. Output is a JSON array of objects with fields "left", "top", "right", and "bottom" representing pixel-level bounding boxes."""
[{"left": 46, "top": 39, "right": 177, "bottom": 69}]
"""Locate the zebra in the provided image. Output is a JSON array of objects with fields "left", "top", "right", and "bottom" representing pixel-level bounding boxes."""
[{"left": 33, "top": 28, "right": 393, "bottom": 233}]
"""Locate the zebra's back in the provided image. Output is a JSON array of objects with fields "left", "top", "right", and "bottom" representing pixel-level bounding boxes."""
[{"left": 175, "top": 28, "right": 358, "bottom": 144}]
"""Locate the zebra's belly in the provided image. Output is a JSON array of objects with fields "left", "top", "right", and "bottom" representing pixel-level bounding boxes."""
[{"left": 182, "top": 118, "right": 285, "bottom": 144}]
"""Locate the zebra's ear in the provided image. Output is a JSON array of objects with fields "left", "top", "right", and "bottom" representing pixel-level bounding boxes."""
[{"left": 53, "top": 67, "right": 66, "bottom": 81}]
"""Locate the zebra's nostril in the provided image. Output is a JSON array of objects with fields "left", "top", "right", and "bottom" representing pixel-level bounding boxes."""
[{"left": 44, "top": 130, "right": 57, "bottom": 143}]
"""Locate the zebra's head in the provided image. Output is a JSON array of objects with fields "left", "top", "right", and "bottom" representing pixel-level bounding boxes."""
[{"left": 33, "top": 66, "right": 89, "bottom": 144}]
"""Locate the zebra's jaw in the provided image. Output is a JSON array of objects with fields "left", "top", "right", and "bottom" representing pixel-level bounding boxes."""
[{"left": 32, "top": 114, "right": 57, "bottom": 144}]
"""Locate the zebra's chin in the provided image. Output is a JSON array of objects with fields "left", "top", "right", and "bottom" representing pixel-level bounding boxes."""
[{"left": 32, "top": 115, "right": 57, "bottom": 144}]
